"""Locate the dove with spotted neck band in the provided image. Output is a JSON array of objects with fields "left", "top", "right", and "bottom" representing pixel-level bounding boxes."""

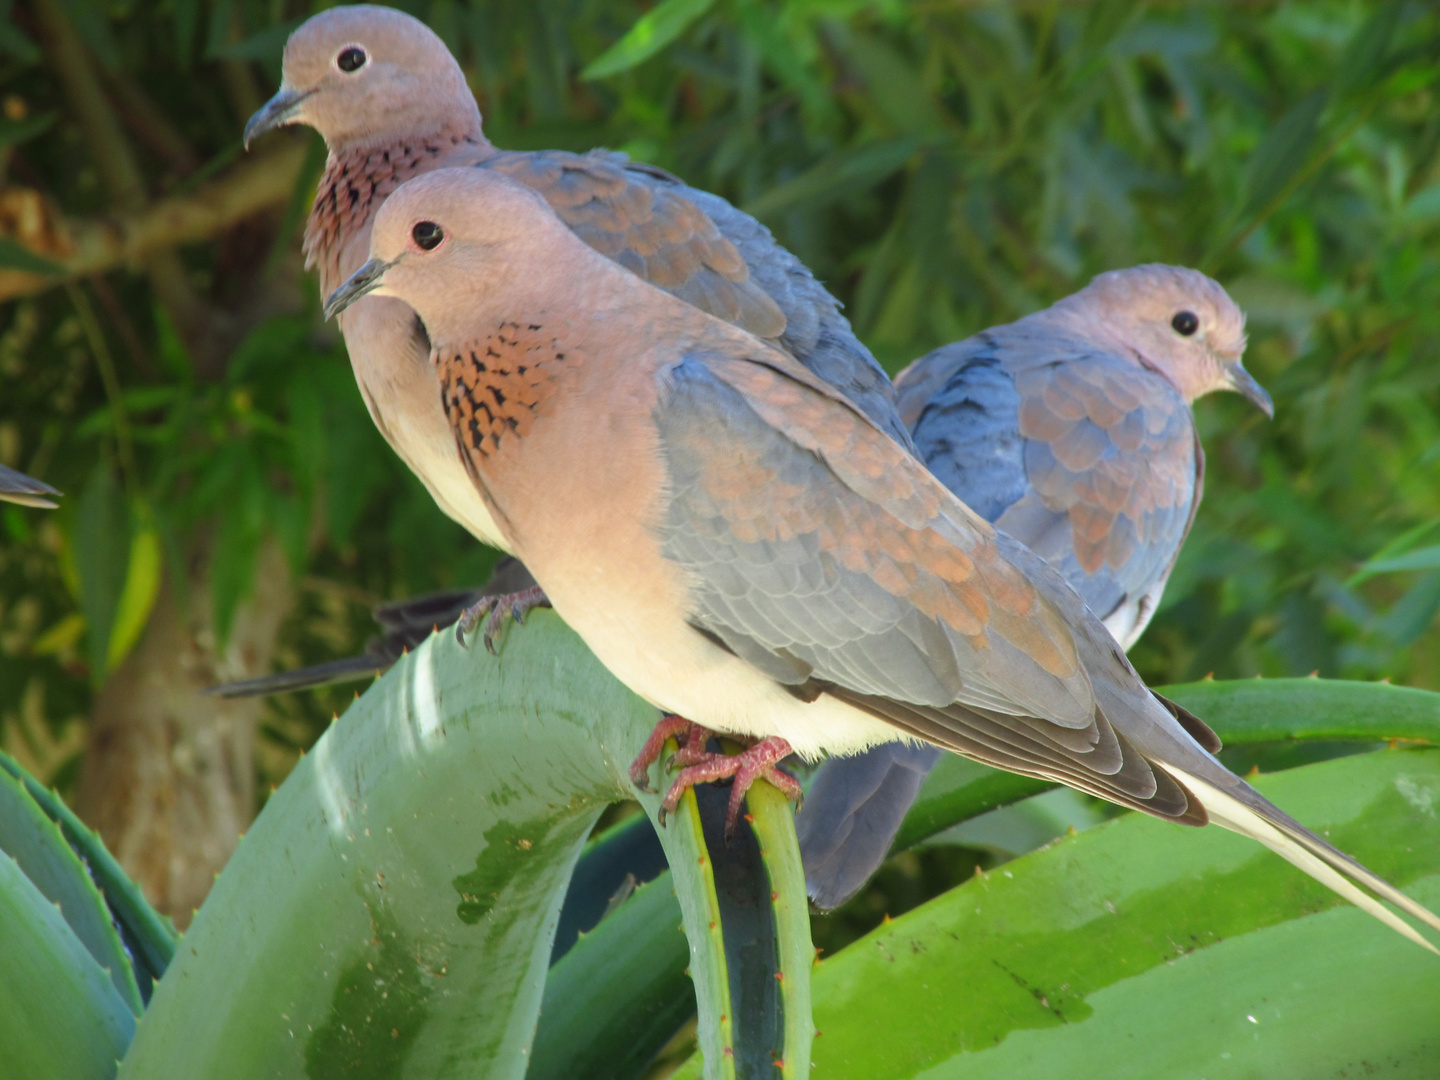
[{"left": 326, "top": 166, "right": 1440, "bottom": 953}]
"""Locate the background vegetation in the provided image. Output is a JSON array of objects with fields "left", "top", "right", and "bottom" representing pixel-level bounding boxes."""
[{"left": 1, "top": 0, "right": 1437, "bottom": 929}]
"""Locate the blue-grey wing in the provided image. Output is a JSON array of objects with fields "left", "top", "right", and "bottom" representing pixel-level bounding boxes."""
[
  {"left": 481, "top": 148, "right": 911, "bottom": 448},
  {"left": 800, "top": 330, "right": 1201, "bottom": 909}
]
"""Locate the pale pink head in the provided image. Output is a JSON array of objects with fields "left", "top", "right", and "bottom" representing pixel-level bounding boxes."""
[
  {"left": 323, "top": 168, "right": 572, "bottom": 334},
  {"left": 1050, "top": 264, "right": 1269, "bottom": 415},
  {"left": 243, "top": 5, "right": 483, "bottom": 151}
]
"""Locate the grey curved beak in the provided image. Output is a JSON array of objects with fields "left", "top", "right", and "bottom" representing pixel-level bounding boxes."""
[
  {"left": 1226, "top": 363, "right": 1274, "bottom": 418},
  {"left": 324, "top": 257, "right": 396, "bottom": 320},
  {"left": 243, "top": 85, "right": 314, "bottom": 149}
]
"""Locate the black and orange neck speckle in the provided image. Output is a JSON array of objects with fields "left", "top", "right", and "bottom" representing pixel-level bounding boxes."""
[
  {"left": 438, "top": 321, "right": 569, "bottom": 460},
  {"left": 304, "top": 128, "right": 487, "bottom": 290}
]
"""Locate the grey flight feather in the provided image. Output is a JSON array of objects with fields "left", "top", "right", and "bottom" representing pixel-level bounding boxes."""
[
  {"left": 798, "top": 329, "right": 1203, "bottom": 910},
  {"left": 655, "top": 355, "right": 1097, "bottom": 729}
]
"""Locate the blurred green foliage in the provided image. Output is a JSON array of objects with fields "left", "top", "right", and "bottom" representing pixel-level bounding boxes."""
[{"left": 1, "top": 0, "right": 1438, "bottom": 794}]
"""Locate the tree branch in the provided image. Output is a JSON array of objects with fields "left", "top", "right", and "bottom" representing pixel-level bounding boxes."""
[{"left": 0, "top": 137, "right": 309, "bottom": 303}]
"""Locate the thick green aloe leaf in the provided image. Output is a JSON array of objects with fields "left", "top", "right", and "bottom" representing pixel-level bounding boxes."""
[
  {"left": 0, "top": 849, "right": 137, "bottom": 1080},
  {"left": 119, "top": 613, "right": 805, "bottom": 1080},
  {"left": 806, "top": 748, "right": 1440, "bottom": 1079},
  {"left": 0, "top": 763, "right": 142, "bottom": 1011},
  {"left": 531, "top": 871, "right": 692, "bottom": 1080},
  {"left": 0, "top": 750, "right": 177, "bottom": 993},
  {"left": 1163, "top": 677, "right": 1440, "bottom": 744},
  {"left": 532, "top": 779, "right": 812, "bottom": 1080}
]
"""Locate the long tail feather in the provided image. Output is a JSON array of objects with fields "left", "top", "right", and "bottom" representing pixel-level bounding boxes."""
[{"left": 1164, "top": 763, "right": 1440, "bottom": 953}]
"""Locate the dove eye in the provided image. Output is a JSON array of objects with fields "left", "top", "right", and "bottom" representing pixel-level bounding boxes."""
[
  {"left": 337, "top": 46, "right": 367, "bottom": 73},
  {"left": 1171, "top": 310, "right": 1199, "bottom": 336},
  {"left": 412, "top": 221, "right": 445, "bottom": 251}
]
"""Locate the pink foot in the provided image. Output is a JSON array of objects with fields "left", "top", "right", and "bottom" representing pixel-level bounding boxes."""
[
  {"left": 659, "top": 736, "right": 802, "bottom": 838},
  {"left": 629, "top": 715, "right": 708, "bottom": 792},
  {"left": 456, "top": 586, "right": 550, "bottom": 653}
]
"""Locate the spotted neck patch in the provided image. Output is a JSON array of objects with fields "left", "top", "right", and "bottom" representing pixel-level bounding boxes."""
[
  {"left": 438, "top": 321, "right": 569, "bottom": 461},
  {"left": 304, "top": 128, "right": 483, "bottom": 291}
]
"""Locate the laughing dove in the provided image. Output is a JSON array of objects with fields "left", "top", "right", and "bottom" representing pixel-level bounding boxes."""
[
  {"left": 325, "top": 166, "right": 1440, "bottom": 950},
  {"left": 0, "top": 465, "right": 60, "bottom": 509},
  {"left": 798, "top": 266, "right": 1272, "bottom": 909},
  {"left": 244, "top": 4, "right": 908, "bottom": 593}
]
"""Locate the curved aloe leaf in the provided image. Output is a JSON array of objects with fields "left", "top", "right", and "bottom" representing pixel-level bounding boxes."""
[
  {"left": 533, "top": 778, "right": 812, "bottom": 1080},
  {"left": 806, "top": 748, "right": 1440, "bottom": 1079},
  {"left": 118, "top": 613, "right": 802, "bottom": 1080},
  {"left": 531, "top": 872, "right": 693, "bottom": 1080},
  {"left": 0, "top": 763, "right": 142, "bottom": 1011},
  {"left": 747, "top": 779, "right": 813, "bottom": 1079},
  {"left": 1163, "top": 677, "right": 1440, "bottom": 745},
  {"left": 0, "top": 750, "right": 177, "bottom": 993},
  {"left": 0, "top": 849, "right": 137, "bottom": 1080}
]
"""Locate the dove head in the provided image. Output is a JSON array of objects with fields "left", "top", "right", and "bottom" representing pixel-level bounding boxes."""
[
  {"left": 245, "top": 5, "right": 483, "bottom": 151},
  {"left": 324, "top": 168, "right": 576, "bottom": 334},
  {"left": 1056, "top": 265, "right": 1270, "bottom": 416}
]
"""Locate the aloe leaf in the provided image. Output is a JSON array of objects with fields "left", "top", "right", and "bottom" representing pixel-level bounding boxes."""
[
  {"left": 0, "top": 749, "right": 177, "bottom": 994},
  {"left": 0, "top": 849, "right": 137, "bottom": 1080},
  {"left": 1162, "top": 677, "right": 1440, "bottom": 745},
  {"left": 535, "top": 761, "right": 814, "bottom": 1080},
  {"left": 550, "top": 810, "right": 665, "bottom": 964},
  {"left": 0, "top": 764, "right": 142, "bottom": 1012},
  {"left": 746, "top": 779, "right": 812, "bottom": 1079},
  {"left": 531, "top": 871, "right": 693, "bottom": 1080},
  {"left": 806, "top": 748, "right": 1440, "bottom": 1079},
  {"left": 117, "top": 613, "right": 748, "bottom": 1080}
]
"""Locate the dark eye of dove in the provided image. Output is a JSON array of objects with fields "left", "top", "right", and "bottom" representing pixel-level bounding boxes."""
[
  {"left": 1171, "top": 310, "right": 1199, "bottom": 336},
  {"left": 337, "top": 46, "right": 367, "bottom": 73},
  {"left": 412, "top": 221, "right": 445, "bottom": 251}
]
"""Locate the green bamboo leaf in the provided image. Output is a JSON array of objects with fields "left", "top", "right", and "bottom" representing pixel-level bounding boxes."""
[
  {"left": 0, "top": 766, "right": 143, "bottom": 1012},
  {"left": 1352, "top": 544, "right": 1440, "bottom": 581},
  {"left": 105, "top": 517, "right": 161, "bottom": 674},
  {"left": 1238, "top": 88, "right": 1328, "bottom": 220},
  {"left": 0, "top": 237, "right": 65, "bottom": 276},
  {"left": 742, "top": 138, "right": 923, "bottom": 222},
  {"left": 804, "top": 748, "right": 1440, "bottom": 1079},
  {"left": 0, "top": 849, "right": 137, "bottom": 1080},
  {"left": 73, "top": 463, "right": 130, "bottom": 686},
  {"left": 581, "top": 0, "right": 720, "bottom": 80},
  {"left": 117, "top": 614, "right": 742, "bottom": 1080}
]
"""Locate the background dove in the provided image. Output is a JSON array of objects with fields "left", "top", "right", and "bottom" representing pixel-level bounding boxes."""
[
  {"left": 0, "top": 465, "right": 60, "bottom": 509},
  {"left": 243, "top": 4, "right": 910, "bottom": 622},
  {"left": 326, "top": 166, "right": 1439, "bottom": 951},
  {"left": 797, "top": 266, "right": 1273, "bottom": 909}
]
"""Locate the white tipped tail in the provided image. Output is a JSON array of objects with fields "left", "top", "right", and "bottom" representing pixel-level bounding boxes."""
[{"left": 1164, "top": 764, "right": 1440, "bottom": 954}]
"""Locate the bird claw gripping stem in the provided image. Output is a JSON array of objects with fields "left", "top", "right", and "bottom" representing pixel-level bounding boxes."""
[
  {"left": 455, "top": 586, "right": 550, "bottom": 653},
  {"left": 629, "top": 716, "right": 803, "bottom": 839}
]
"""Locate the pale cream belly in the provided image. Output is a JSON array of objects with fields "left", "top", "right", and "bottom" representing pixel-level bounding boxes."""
[{"left": 543, "top": 574, "right": 911, "bottom": 762}]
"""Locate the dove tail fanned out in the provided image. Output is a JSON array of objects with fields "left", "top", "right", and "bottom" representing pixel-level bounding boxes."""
[{"left": 1160, "top": 761, "right": 1440, "bottom": 953}]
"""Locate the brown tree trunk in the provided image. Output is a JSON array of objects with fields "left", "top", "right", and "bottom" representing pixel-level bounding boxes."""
[{"left": 75, "top": 538, "right": 292, "bottom": 927}]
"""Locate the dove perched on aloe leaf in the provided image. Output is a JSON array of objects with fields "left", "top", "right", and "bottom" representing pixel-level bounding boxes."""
[
  {"left": 0, "top": 465, "right": 60, "bottom": 509},
  {"left": 244, "top": 4, "right": 909, "bottom": 641},
  {"left": 326, "top": 166, "right": 1439, "bottom": 952},
  {"left": 798, "top": 266, "right": 1273, "bottom": 910}
]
